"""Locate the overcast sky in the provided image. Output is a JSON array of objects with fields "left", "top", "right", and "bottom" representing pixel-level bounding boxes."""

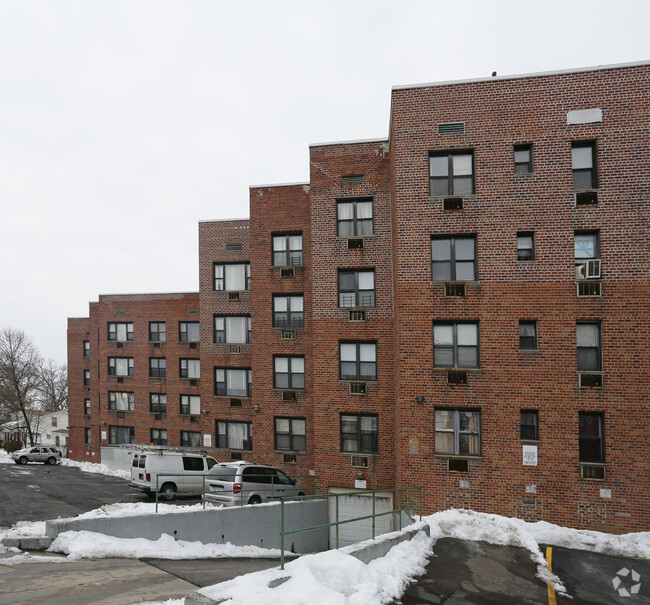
[{"left": 1, "top": 0, "right": 648, "bottom": 366}]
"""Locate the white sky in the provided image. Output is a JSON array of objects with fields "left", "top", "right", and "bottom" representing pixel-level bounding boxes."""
[{"left": 1, "top": 0, "right": 649, "bottom": 365}]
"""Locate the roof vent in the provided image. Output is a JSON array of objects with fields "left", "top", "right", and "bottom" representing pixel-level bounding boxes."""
[{"left": 438, "top": 122, "right": 465, "bottom": 135}]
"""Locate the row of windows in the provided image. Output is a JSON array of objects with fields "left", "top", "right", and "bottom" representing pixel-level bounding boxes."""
[
  {"left": 98, "top": 410, "right": 604, "bottom": 464},
  {"left": 92, "top": 320, "right": 601, "bottom": 388},
  {"left": 101, "top": 322, "right": 200, "bottom": 345},
  {"left": 428, "top": 141, "right": 598, "bottom": 196}
]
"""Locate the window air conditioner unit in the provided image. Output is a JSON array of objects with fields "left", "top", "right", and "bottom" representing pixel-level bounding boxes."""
[
  {"left": 230, "top": 345, "right": 242, "bottom": 354},
  {"left": 280, "top": 267, "right": 294, "bottom": 278},
  {"left": 281, "top": 329, "right": 296, "bottom": 340},
  {"left": 282, "top": 391, "right": 297, "bottom": 402},
  {"left": 443, "top": 197, "right": 463, "bottom": 211},
  {"left": 189, "top": 342, "right": 198, "bottom": 349},
  {"left": 283, "top": 453, "right": 298, "bottom": 464},
  {"left": 154, "top": 414, "right": 162, "bottom": 420},
  {"left": 189, "top": 379, "right": 198, "bottom": 386},
  {"left": 349, "top": 382, "right": 367, "bottom": 395},
  {"left": 576, "top": 260, "right": 601, "bottom": 279},
  {"left": 349, "top": 310, "right": 366, "bottom": 322},
  {"left": 190, "top": 416, "right": 199, "bottom": 423},
  {"left": 153, "top": 342, "right": 161, "bottom": 348},
  {"left": 575, "top": 190, "right": 598, "bottom": 205},
  {"left": 348, "top": 238, "right": 364, "bottom": 249}
]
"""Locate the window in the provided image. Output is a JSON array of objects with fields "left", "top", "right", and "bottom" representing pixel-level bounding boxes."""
[
  {"left": 577, "top": 323, "right": 601, "bottom": 371},
  {"left": 275, "top": 417, "right": 306, "bottom": 451},
  {"left": 338, "top": 270, "right": 375, "bottom": 308},
  {"left": 150, "top": 393, "right": 167, "bottom": 413},
  {"left": 213, "top": 262, "right": 250, "bottom": 291},
  {"left": 180, "top": 395, "right": 200, "bottom": 415},
  {"left": 180, "top": 358, "right": 200, "bottom": 379},
  {"left": 83, "top": 370, "right": 90, "bottom": 386},
  {"left": 340, "top": 342, "right": 377, "bottom": 381},
  {"left": 84, "top": 428, "right": 91, "bottom": 445},
  {"left": 108, "top": 357, "right": 134, "bottom": 377},
  {"left": 149, "top": 358, "right": 166, "bottom": 378},
  {"left": 109, "top": 426, "right": 135, "bottom": 445},
  {"left": 517, "top": 232, "right": 535, "bottom": 261},
  {"left": 433, "top": 323, "right": 479, "bottom": 368},
  {"left": 181, "top": 430, "right": 201, "bottom": 448},
  {"left": 51, "top": 416, "right": 57, "bottom": 427},
  {"left": 514, "top": 144, "right": 532, "bottom": 173},
  {"left": 575, "top": 231, "right": 599, "bottom": 263},
  {"left": 431, "top": 236, "right": 476, "bottom": 281},
  {"left": 179, "top": 322, "right": 200, "bottom": 342},
  {"left": 217, "top": 421, "right": 252, "bottom": 450},
  {"left": 273, "top": 233, "right": 303, "bottom": 266},
  {"left": 572, "top": 141, "right": 597, "bottom": 190},
  {"left": 214, "top": 316, "right": 251, "bottom": 344},
  {"left": 519, "top": 321, "right": 537, "bottom": 350},
  {"left": 337, "top": 198, "right": 373, "bottom": 237},
  {"left": 108, "top": 391, "right": 134, "bottom": 411},
  {"left": 215, "top": 368, "right": 252, "bottom": 397},
  {"left": 108, "top": 322, "right": 133, "bottom": 342},
  {"left": 150, "top": 429, "right": 167, "bottom": 446},
  {"left": 429, "top": 151, "right": 474, "bottom": 196},
  {"left": 149, "top": 322, "right": 167, "bottom": 342},
  {"left": 274, "top": 356, "right": 305, "bottom": 389},
  {"left": 434, "top": 409, "right": 481, "bottom": 455},
  {"left": 579, "top": 412, "right": 604, "bottom": 463},
  {"left": 340, "top": 413, "right": 378, "bottom": 454},
  {"left": 83, "top": 341, "right": 90, "bottom": 357},
  {"left": 273, "top": 295, "right": 304, "bottom": 328},
  {"left": 83, "top": 399, "right": 90, "bottom": 415},
  {"left": 520, "top": 410, "right": 539, "bottom": 440}
]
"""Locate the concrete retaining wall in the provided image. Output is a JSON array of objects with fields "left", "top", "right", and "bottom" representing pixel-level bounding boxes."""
[{"left": 46, "top": 499, "right": 329, "bottom": 553}]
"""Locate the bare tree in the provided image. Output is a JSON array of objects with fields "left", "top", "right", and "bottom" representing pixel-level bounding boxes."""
[
  {"left": 40, "top": 359, "right": 68, "bottom": 412},
  {"left": 0, "top": 327, "right": 44, "bottom": 446}
]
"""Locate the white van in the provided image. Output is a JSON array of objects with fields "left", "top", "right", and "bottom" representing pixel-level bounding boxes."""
[{"left": 129, "top": 451, "right": 218, "bottom": 500}]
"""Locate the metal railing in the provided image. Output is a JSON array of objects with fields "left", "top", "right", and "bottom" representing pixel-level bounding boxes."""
[{"left": 279, "top": 483, "right": 422, "bottom": 569}]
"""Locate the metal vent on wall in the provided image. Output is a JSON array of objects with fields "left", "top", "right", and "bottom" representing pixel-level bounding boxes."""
[
  {"left": 230, "top": 398, "right": 242, "bottom": 407},
  {"left": 190, "top": 379, "right": 198, "bottom": 386},
  {"left": 348, "top": 238, "right": 364, "bottom": 249},
  {"left": 230, "top": 345, "right": 242, "bottom": 354},
  {"left": 226, "top": 243, "right": 242, "bottom": 251},
  {"left": 351, "top": 455, "right": 369, "bottom": 468},
  {"left": 443, "top": 197, "right": 463, "bottom": 211},
  {"left": 448, "top": 458, "right": 469, "bottom": 472},
  {"left": 230, "top": 452, "right": 242, "bottom": 461},
  {"left": 579, "top": 373, "right": 603, "bottom": 388},
  {"left": 282, "top": 391, "right": 297, "bottom": 402},
  {"left": 577, "top": 282, "right": 602, "bottom": 297},
  {"left": 189, "top": 342, "right": 198, "bottom": 349},
  {"left": 447, "top": 371, "right": 468, "bottom": 385},
  {"left": 575, "top": 190, "right": 598, "bottom": 205},
  {"left": 342, "top": 174, "right": 364, "bottom": 185},
  {"left": 349, "top": 310, "right": 366, "bottom": 322},
  {"left": 438, "top": 122, "right": 465, "bottom": 135},
  {"left": 281, "top": 267, "right": 294, "bottom": 278},
  {"left": 154, "top": 414, "right": 162, "bottom": 420},
  {"left": 349, "top": 382, "right": 367, "bottom": 395},
  {"left": 283, "top": 453, "right": 298, "bottom": 464},
  {"left": 281, "top": 330, "right": 296, "bottom": 340},
  {"left": 190, "top": 416, "right": 199, "bottom": 423},
  {"left": 445, "top": 283, "right": 466, "bottom": 297},
  {"left": 581, "top": 465, "right": 605, "bottom": 480}
]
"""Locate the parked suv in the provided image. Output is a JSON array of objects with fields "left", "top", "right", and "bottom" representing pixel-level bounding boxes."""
[
  {"left": 11, "top": 446, "right": 62, "bottom": 465},
  {"left": 204, "top": 462, "right": 304, "bottom": 507},
  {"left": 130, "top": 451, "right": 218, "bottom": 500}
]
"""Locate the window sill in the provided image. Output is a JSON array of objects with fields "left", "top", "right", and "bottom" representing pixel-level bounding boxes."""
[
  {"left": 429, "top": 194, "right": 477, "bottom": 199},
  {"left": 214, "top": 395, "right": 251, "bottom": 400},
  {"left": 341, "top": 452, "right": 378, "bottom": 457},
  {"left": 519, "top": 349, "right": 539, "bottom": 354},
  {"left": 520, "top": 439, "right": 540, "bottom": 445},
  {"left": 336, "top": 235, "right": 377, "bottom": 240},
  {"left": 433, "top": 367, "right": 481, "bottom": 372},
  {"left": 274, "top": 450, "right": 306, "bottom": 455}
]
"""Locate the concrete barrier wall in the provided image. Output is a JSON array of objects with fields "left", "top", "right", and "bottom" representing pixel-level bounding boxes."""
[
  {"left": 46, "top": 499, "right": 329, "bottom": 553},
  {"left": 100, "top": 446, "right": 138, "bottom": 473}
]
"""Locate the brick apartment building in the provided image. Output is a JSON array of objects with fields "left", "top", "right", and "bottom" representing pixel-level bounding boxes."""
[{"left": 68, "top": 61, "right": 650, "bottom": 532}]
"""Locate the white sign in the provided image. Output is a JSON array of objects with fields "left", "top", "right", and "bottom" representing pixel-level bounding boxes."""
[
  {"left": 203, "top": 434, "right": 212, "bottom": 447},
  {"left": 101, "top": 431, "right": 107, "bottom": 440},
  {"left": 526, "top": 484, "right": 537, "bottom": 494},
  {"left": 523, "top": 445, "right": 538, "bottom": 466},
  {"left": 354, "top": 479, "right": 367, "bottom": 489},
  {"left": 600, "top": 488, "right": 612, "bottom": 499}
]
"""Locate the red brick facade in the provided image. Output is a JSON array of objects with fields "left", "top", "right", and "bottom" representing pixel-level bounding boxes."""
[{"left": 68, "top": 62, "right": 649, "bottom": 532}]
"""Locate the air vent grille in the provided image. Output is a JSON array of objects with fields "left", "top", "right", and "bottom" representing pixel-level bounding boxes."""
[
  {"left": 342, "top": 174, "right": 364, "bottom": 185},
  {"left": 438, "top": 122, "right": 465, "bottom": 135}
]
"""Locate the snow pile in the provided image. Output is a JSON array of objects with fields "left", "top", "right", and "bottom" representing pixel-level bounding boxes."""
[
  {"left": 60, "top": 458, "right": 131, "bottom": 480},
  {"left": 0, "top": 520, "right": 47, "bottom": 540},
  {"left": 196, "top": 524, "right": 433, "bottom": 605},
  {"left": 50, "top": 531, "right": 286, "bottom": 560},
  {"left": 0, "top": 449, "right": 13, "bottom": 463}
]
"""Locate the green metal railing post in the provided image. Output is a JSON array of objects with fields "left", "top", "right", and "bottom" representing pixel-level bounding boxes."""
[
  {"left": 335, "top": 493, "right": 340, "bottom": 549},
  {"left": 372, "top": 492, "right": 376, "bottom": 539},
  {"left": 280, "top": 498, "right": 286, "bottom": 570}
]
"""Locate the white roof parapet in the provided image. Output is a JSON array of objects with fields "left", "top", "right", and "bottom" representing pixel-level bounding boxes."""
[
  {"left": 392, "top": 60, "right": 650, "bottom": 91},
  {"left": 309, "top": 137, "right": 389, "bottom": 148},
  {"left": 249, "top": 182, "right": 310, "bottom": 189}
]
